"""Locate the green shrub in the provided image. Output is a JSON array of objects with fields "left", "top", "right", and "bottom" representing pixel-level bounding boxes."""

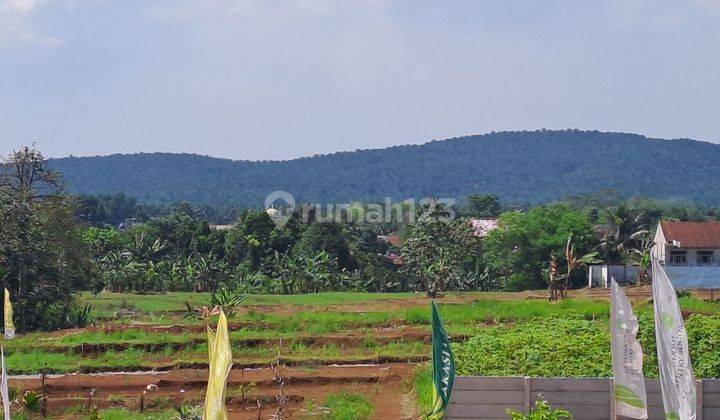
[
  {"left": 323, "top": 392, "right": 373, "bottom": 420},
  {"left": 173, "top": 404, "right": 203, "bottom": 420},
  {"left": 66, "top": 303, "right": 93, "bottom": 328},
  {"left": 507, "top": 397, "right": 572, "bottom": 419},
  {"left": 455, "top": 313, "right": 720, "bottom": 379},
  {"left": 454, "top": 318, "right": 611, "bottom": 377},
  {"left": 412, "top": 365, "right": 433, "bottom": 416},
  {"left": 21, "top": 391, "right": 42, "bottom": 413}
]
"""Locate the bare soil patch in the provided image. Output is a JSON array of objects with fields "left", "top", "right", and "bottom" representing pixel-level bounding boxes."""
[{"left": 12, "top": 363, "right": 418, "bottom": 419}]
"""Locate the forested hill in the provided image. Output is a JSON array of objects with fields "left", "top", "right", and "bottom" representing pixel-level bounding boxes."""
[{"left": 48, "top": 130, "right": 720, "bottom": 206}]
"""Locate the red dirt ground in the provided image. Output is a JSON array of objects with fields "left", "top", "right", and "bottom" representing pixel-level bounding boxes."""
[
  {"left": 16, "top": 287, "right": 700, "bottom": 418},
  {"left": 11, "top": 363, "right": 419, "bottom": 419}
]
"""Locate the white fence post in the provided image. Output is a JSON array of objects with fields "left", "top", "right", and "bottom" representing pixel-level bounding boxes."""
[{"left": 523, "top": 376, "right": 531, "bottom": 414}]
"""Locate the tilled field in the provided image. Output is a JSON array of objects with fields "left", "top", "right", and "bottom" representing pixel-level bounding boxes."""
[
  {"left": 3, "top": 289, "right": 666, "bottom": 418},
  {"left": 11, "top": 364, "right": 419, "bottom": 419},
  {"left": 4, "top": 293, "right": 466, "bottom": 418}
]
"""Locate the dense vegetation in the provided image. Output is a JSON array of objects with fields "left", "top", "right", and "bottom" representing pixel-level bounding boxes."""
[
  {"left": 0, "top": 147, "right": 90, "bottom": 331},
  {"left": 452, "top": 305, "right": 720, "bottom": 378},
  {"left": 4, "top": 146, "right": 720, "bottom": 331},
  {"left": 50, "top": 130, "right": 720, "bottom": 206}
]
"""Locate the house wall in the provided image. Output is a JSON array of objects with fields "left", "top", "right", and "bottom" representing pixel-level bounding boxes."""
[
  {"left": 653, "top": 225, "right": 720, "bottom": 266},
  {"left": 588, "top": 265, "right": 604, "bottom": 288},
  {"left": 664, "top": 248, "right": 720, "bottom": 266},
  {"left": 588, "top": 265, "right": 639, "bottom": 287},
  {"left": 653, "top": 226, "right": 667, "bottom": 262}
]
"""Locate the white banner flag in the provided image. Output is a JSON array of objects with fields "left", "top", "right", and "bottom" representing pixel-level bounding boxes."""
[
  {"left": 652, "top": 258, "right": 696, "bottom": 420},
  {"left": 610, "top": 277, "right": 648, "bottom": 419},
  {"left": 3, "top": 289, "right": 14, "bottom": 341}
]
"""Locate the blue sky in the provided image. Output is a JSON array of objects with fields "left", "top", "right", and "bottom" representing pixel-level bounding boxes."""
[{"left": 1, "top": 0, "right": 719, "bottom": 160}]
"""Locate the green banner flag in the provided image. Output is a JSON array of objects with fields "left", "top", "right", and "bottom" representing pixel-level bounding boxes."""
[{"left": 429, "top": 300, "right": 455, "bottom": 419}]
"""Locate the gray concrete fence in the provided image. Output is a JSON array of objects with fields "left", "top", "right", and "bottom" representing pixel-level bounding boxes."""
[{"left": 447, "top": 376, "right": 720, "bottom": 419}]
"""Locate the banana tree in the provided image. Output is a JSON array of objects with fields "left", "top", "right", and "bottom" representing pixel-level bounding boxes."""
[
  {"left": 629, "top": 235, "right": 654, "bottom": 285},
  {"left": 564, "top": 235, "right": 601, "bottom": 298}
]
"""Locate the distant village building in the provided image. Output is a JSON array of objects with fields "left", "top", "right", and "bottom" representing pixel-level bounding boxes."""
[
  {"left": 653, "top": 221, "right": 720, "bottom": 266},
  {"left": 652, "top": 221, "right": 720, "bottom": 289},
  {"left": 588, "top": 265, "right": 639, "bottom": 288},
  {"left": 590, "top": 221, "right": 720, "bottom": 288},
  {"left": 208, "top": 224, "right": 235, "bottom": 231},
  {"left": 118, "top": 218, "right": 138, "bottom": 230},
  {"left": 469, "top": 218, "right": 499, "bottom": 237},
  {"left": 377, "top": 234, "right": 403, "bottom": 265}
]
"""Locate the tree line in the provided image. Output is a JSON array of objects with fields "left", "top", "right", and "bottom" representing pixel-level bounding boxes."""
[
  {"left": 50, "top": 130, "right": 720, "bottom": 207},
  {"left": 3, "top": 147, "right": 720, "bottom": 331}
]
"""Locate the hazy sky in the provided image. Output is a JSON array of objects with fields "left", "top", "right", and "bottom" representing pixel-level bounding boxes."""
[{"left": 1, "top": 0, "right": 719, "bottom": 160}]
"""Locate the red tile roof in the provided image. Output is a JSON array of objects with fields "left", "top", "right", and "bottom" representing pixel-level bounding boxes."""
[
  {"left": 660, "top": 221, "right": 720, "bottom": 248},
  {"left": 377, "top": 235, "right": 403, "bottom": 246},
  {"left": 387, "top": 236, "right": 403, "bottom": 246}
]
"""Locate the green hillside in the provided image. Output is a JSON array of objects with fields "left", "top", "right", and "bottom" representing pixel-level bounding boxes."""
[{"left": 49, "top": 130, "right": 720, "bottom": 206}]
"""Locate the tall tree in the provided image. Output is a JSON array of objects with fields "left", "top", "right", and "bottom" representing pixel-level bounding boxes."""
[
  {"left": 464, "top": 194, "right": 502, "bottom": 218},
  {"left": 483, "top": 204, "right": 596, "bottom": 291},
  {"left": 294, "top": 222, "right": 356, "bottom": 270},
  {"left": 400, "top": 214, "right": 479, "bottom": 297},
  {"left": 0, "top": 147, "right": 90, "bottom": 331}
]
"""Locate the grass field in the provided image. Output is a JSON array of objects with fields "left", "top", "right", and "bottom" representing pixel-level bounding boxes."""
[{"left": 4, "top": 288, "right": 720, "bottom": 418}]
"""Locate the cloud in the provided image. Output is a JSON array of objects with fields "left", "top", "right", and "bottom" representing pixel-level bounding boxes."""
[
  {"left": 5, "top": 0, "right": 36, "bottom": 13},
  {"left": 0, "top": 0, "right": 62, "bottom": 49},
  {"left": 19, "top": 29, "right": 60, "bottom": 46},
  {"left": 146, "top": 0, "right": 396, "bottom": 24},
  {"left": 3, "top": 0, "right": 720, "bottom": 159}
]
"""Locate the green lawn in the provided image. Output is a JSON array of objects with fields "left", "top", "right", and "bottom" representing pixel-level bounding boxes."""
[
  {"left": 79, "top": 291, "right": 423, "bottom": 317},
  {"left": 323, "top": 392, "right": 374, "bottom": 420},
  {"left": 4, "top": 339, "right": 429, "bottom": 374}
]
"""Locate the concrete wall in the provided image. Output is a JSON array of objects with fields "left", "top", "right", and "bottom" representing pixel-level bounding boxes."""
[
  {"left": 653, "top": 226, "right": 667, "bottom": 262},
  {"left": 588, "top": 265, "right": 639, "bottom": 287},
  {"left": 447, "top": 376, "right": 719, "bottom": 420}
]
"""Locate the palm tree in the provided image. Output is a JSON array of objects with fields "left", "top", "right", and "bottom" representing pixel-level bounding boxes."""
[{"left": 596, "top": 205, "right": 650, "bottom": 263}]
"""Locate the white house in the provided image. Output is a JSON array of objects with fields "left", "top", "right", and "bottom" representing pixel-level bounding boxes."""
[
  {"left": 653, "top": 221, "right": 720, "bottom": 266},
  {"left": 653, "top": 221, "right": 720, "bottom": 289}
]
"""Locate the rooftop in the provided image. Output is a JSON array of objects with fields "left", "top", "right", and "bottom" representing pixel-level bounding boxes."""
[{"left": 660, "top": 221, "right": 720, "bottom": 248}]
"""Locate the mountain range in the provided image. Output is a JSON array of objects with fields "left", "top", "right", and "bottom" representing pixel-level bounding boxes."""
[{"left": 48, "top": 130, "right": 720, "bottom": 206}]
